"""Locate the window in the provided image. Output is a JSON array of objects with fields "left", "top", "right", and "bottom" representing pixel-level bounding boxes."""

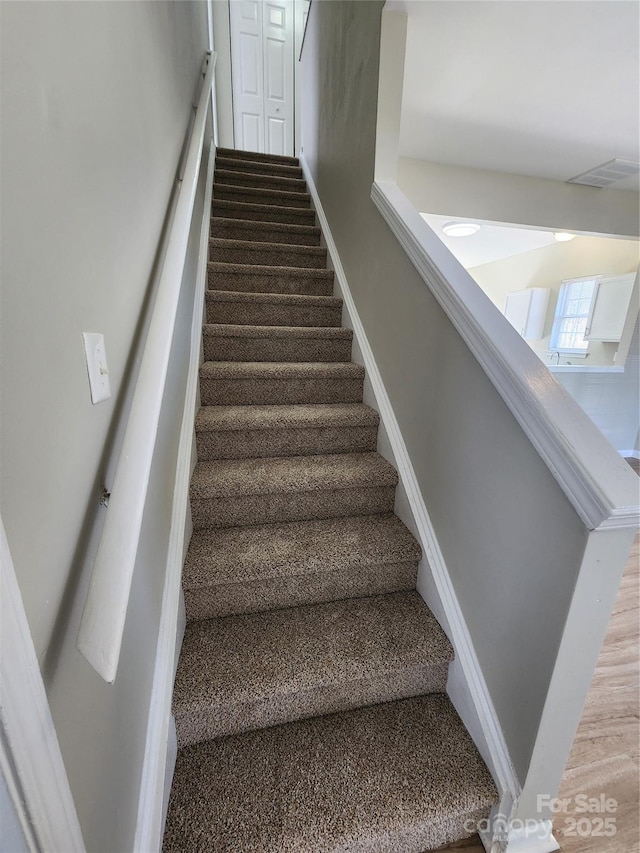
[{"left": 549, "top": 277, "right": 597, "bottom": 354}]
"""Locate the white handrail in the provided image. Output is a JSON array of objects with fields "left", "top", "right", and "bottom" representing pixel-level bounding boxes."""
[
  {"left": 371, "top": 180, "right": 640, "bottom": 533},
  {"left": 77, "top": 53, "right": 216, "bottom": 683}
]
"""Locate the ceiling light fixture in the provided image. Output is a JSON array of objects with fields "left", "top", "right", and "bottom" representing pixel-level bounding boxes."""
[
  {"left": 442, "top": 221, "right": 481, "bottom": 237},
  {"left": 554, "top": 232, "right": 576, "bottom": 242}
]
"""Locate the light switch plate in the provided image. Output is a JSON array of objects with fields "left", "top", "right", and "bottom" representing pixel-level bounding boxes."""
[{"left": 83, "top": 332, "right": 111, "bottom": 404}]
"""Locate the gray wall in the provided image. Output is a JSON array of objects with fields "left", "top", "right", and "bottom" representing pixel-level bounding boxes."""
[
  {"left": 397, "top": 157, "right": 640, "bottom": 239},
  {"left": 300, "top": 0, "right": 589, "bottom": 785},
  {"left": 1, "top": 2, "right": 209, "bottom": 850}
]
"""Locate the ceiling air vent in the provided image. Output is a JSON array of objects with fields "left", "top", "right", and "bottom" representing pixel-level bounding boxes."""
[{"left": 567, "top": 158, "right": 640, "bottom": 188}]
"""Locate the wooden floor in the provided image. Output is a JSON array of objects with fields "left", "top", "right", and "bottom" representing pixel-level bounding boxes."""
[
  {"left": 437, "top": 528, "right": 640, "bottom": 853},
  {"left": 555, "top": 530, "right": 639, "bottom": 853}
]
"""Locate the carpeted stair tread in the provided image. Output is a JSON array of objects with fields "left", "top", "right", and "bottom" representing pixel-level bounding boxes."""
[
  {"left": 199, "top": 360, "right": 364, "bottom": 406},
  {"left": 211, "top": 198, "right": 316, "bottom": 225},
  {"left": 203, "top": 323, "right": 351, "bottom": 340},
  {"left": 206, "top": 289, "right": 341, "bottom": 309},
  {"left": 194, "top": 401, "right": 379, "bottom": 460},
  {"left": 205, "top": 289, "right": 342, "bottom": 329},
  {"left": 213, "top": 182, "right": 311, "bottom": 208},
  {"left": 210, "top": 216, "right": 321, "bottom": 246},
  {"left": 207, "top": 262, "right": 334, "bottom": 297},
  {"left": 172, "top": 591, "right": 454, "bottom": 744},
  {"left": 209, "top": 237, "right": 327, "bottom": 269},
  {"left": 215, "top": 155, "right": 303, "bottom": 178},
  {"left": 195, "top": 402, "right": 379, "bottom": 433},
  {"left": 203, "top": 323, "right": 352, "bottom": 363},
  {"left": 205, "top": 290, "right": 342, "bottom": 312},
  {"left": 216, "top": 146, "right": 299, "bottom": 166},
  {"left": 190, "top": 451, "right": 397, "bottom": 499},
  {"left": 183, "top": 512, "right": 420, "bottom": 589},
  {"left": 189, "top": 452, "right": 397, "bottom": 527},
  {"left": 163, "top": 694, "right": 498, "bottom": 853},
  {"left": 214, "top": 167, "right": 308, "bottom": 193},
  {"left": 183, "top": 517, "right": 419, "bottom": 620},
  {"left": 200, "top": 360, "right": 363, "bottom": 380}
]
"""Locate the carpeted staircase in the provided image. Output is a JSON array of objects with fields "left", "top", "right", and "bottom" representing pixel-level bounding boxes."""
[{"left": 163, "top": 148, "right": 498, "bottom": 852}]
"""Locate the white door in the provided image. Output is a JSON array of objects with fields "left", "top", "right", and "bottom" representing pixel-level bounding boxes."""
[{"left": 230, "top": 0, "right": 295, "bottom": 156}]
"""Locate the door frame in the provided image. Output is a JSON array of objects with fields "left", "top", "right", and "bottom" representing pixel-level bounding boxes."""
[{"left": 0, "top": 517, "right": 85, "bottom": 852}]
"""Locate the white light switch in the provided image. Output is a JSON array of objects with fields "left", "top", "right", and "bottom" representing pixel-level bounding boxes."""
[{"left": 83, "top": 332, "right": 111, "bottom": 404}]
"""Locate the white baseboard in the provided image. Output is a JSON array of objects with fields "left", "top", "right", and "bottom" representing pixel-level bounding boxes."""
[
  {"left": 299, "top": 155, "right": 520, "bottom": 813},
  {"left": 134, "top": 143, "right": 215, "bottom": 853},
  {"left": 476, "top": 808, "right": 560, "bottom": 853},
  {"left": 495, "top": 820, "right": 559, "bottom": 853},
  {"left": 620, "top": 449, "right": 640, "bottom": 460}
]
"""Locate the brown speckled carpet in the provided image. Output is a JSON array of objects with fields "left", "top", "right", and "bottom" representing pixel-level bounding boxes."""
[{"left": 163, "top": 147, "right": 498, "bottom": 852}]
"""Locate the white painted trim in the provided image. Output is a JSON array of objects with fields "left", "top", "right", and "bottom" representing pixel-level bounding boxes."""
[
  {"left": 77, "top": 54, "right": 215, "bottom": 683},
  {"left": 133, "top": 142, "right": 215, "bottom": 853},
  {"left": 477, "top": 811, "right": 560, "bottom": 853},
  {"left": 371, "top": 180, "right": 640, "bottom": 533},
  {"left": 206, "top": 4, "right": 219, "bottom": 147},
  {"left": 503, "top": 820, "right": 559, "bottom": 853},
  {"left": 620, "top": 449, "right": 640, "bottom": 460},
  {"left": 300, "top": 155, "right": 521, "bottom": 810},
  {"left": 0, "top": 519, "right": 86, "bottom": 852},
  {"left": 548, "top": 365, "right": 623, "bottom": 374}
]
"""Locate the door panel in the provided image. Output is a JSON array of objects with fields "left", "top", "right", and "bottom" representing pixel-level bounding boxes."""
[
  {"left": 267, "top": 116, "right": 286, "bottom": 156},
  {"left": 242, "top": 113, "right": 262, "bottom": 153},
  {"left": 239, "top": 33, "right": 260, "bottom": 95},
  {"left": 230, "top": 0, "right": 264, "bottom": 153},
  {"left": 230, "top": 0, "right": 294, "bottom": 156}
]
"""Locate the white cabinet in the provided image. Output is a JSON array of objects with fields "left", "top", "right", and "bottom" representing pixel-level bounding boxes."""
[
  {"left": 585, "top": 273, "right": 636, "bottom": 342},
  {"left": 504, "top": 288, "right": 550, "bottom": 340}
]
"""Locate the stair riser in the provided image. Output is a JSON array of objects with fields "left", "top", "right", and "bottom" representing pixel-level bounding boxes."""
[
  {"left": 210, "top": 243, "right": 327, "bottom": 269},
  {"left": 213, "top": 185, "right": 311, "bottom": 208},
  {"left": 196, "top": 425, "right": 379, "bottom": 460},
  {"left": 217, "top": 147, "right": 298, "bottom": 166},
  {"left": 207, "top": 267, "right": 334, "bottom": 297},
  {"left": 190, "top": 485, "right": 396, "bottom": 529},
  {"left": 215, "top": 169, "right": 307, "bottom": 193},
  {"left": 206, "top": 299, "right": 341, "bottom": 327},
  {"left": 211, "top": 201, "right": 315, "bottom": 226},
  {"left": 203, "top": 336, "right": 352, "bottom": 363},
  {"left": 199, "top": 376, "right": 364, "bottom": 406},
  {"left": 175, "top": 662, "right": 449, "bottom": 746},
  {"left": 216, "top": 157, "right": 303, "bottom": 179},
  {"left": 211, "top": 221, "right": 321, "bottom": 246},
  {"left": 184, "top": 561, "right": 418, "bottom": 621}
]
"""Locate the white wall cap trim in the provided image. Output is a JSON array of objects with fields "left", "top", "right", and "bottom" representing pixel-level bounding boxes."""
[
  {"left": 133, "top": 141, "right": 215, "bottom": 853},
  {"left": 371, "top": 180, "right": 640, "bottom": 532},
  {"left": 0, "top": 519, "right": 86, "bottom": 852}
]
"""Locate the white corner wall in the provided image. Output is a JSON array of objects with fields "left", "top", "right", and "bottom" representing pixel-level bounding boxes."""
[{"left": 0, "top": 3, "right": 210, "bottom": 850}]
